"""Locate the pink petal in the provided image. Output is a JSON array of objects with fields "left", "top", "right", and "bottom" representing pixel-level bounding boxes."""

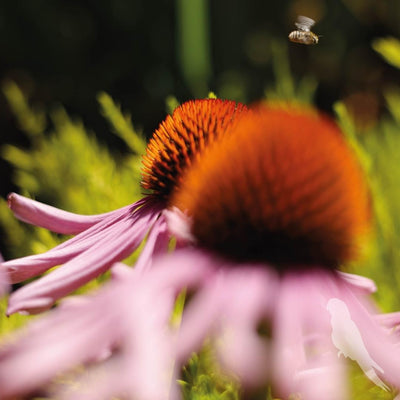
[
  {"left": 375, "top": 312, "right": 400, "bottom": 330},
  {"left": 69, "top": 254, "right": 213, "bottom": 400},
  {"left": 164, "top": 207, "right": 195, "bottom": 244},
  {"left": 0, "top": 253, "right": 212, "bottom": 399},
  {"left": 7, "top": 203, "right": 163, "bottom": 314},
  {"left": 59, "top": 277, "right": 181, "bottom": 400},
  {"left": 147, "top": 248, "right": 214, "bottom": 293},
  {"left": 176, "top": 271, "right": 225, "bottom": 363},
  {"left": 0, "top": 253, "right": 9, "bottom": 297},
  {"left": 4, "top": 237, "right": 103, "bottom": 283},
  {"left": 2, "top": 199, "right": 152, "bottom": 283},
  {"left": 272, "top": 271, "right": 348, "bottom": 400},
  {"left": 213, "top": 267, "right": 278, "bottom": 386},
  {"left": 121, "top": 286, "right": 177, "bottom": 399},
  {"left": 8, "top": 192, "right": 142, "bottom": 235},
  {"left": 293, "top": 352, "right": 348, "bottom": 400},
  {"left": 61, "top": 282, "right": 177, "bottom": 400},
  {"left": 338, "top": 271, "right": 377, "bottom": 294},
  {"left": 134, "top": 214, "right": 170, "bottom": 273},
  {"left": 176, "top": 258, "right": 277, "bottom": 374},
  {"left": 110, "top": 262, "right": 136, "bottom": 281},
  {"left": 338, "top": 282, "right": 400, "bottom": 389},
  {"left": 0, "top": 287, "right": 121, "bottom": 399}
]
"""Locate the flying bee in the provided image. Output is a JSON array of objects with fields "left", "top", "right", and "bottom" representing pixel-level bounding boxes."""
[{"left": 288, "top": 15, "right": 319, "bottom": 45}]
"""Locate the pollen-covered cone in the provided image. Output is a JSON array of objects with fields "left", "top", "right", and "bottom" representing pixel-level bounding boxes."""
[
  {"left": 142, "top": 98, "right": 247, "bottom": 200},
  {"left": 172, "top": 104, "right": 370, "bottom": 268}
]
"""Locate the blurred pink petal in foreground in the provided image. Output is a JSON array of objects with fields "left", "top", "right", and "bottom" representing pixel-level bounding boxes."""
[
  {"left": 171, "top": 249, "right": 400, "bottom": 399},
  {"left": 0, "top": 253, "right": 212, "bottom": 400},
  {"left": 2, "top": 193, "right": 168, "bottom": 314},
  {"left": 1, "top": 249, "right": 399, "bottom": 399}
]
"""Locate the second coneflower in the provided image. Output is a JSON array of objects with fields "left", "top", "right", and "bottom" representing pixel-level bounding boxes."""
[
  {"left": 173, "top": 104, "right": 370, "bottom": 267},
  {"left": 162, "top": 104, "right": 400, "bottom": 399},
  {"left": 2, "top": 98, "right": 247, "bottom": 314}
]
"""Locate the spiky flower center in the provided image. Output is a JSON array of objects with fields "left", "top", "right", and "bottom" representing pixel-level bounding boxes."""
[
  {"left": 172, "top": 104, "right": 370, "bottom": 269},
  {"left": 141, "top": 99, "right": 247, "bottom": 201}
]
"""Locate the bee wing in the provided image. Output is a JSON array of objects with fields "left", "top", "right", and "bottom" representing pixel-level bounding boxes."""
[{"left": 294, "top": 15, "right": 315, "bottom": 32}]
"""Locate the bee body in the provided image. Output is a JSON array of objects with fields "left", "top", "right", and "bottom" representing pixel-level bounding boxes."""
[
  {"left": 289, "top": 15, "right": 319, "bottom": 45},
  {"left": 288, "top": 30, "right": 319, "bottom": 45}
]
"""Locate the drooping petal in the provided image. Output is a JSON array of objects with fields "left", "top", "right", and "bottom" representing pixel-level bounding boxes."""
[
  {"left": 0, "top": 289, "right": 121, "bottom": 399},
  {"left": 337, "top": 282, "right": 400, "bottom": 390},
  {"left": 164, "top": 207, "right": 195, "bottom": 244},
  {"left": 272, "top": 271, "right": 348, "bottom": 400},
  {"left": 176, "top": 268, "right": 226, "bottom": 364},
  {"left": 60, "top": 275, "right": 178, "bottom": 400},
  {"left": 327, "top": 297, "right": 390, "bottom": 391},
  {"left": 0, "top": 271, "right": 8, "bottom": 297},
  {"left": 338, "top": 271, "right": 377, "bottom": 294},
  {"left": 3, "top": 236, "right": 105, "bottom": 283},
  {"left": 79, "top": 253, "right": 212, "bottom": 400},
  {"left": 120, "top": 284, "right": 177, "bottom": 400},
  {"left": 7, "top": 201, "right": 164, "bottom": 314},
  {"left": 7, "top": 192, "right": 141, "bottom": 235},
  {"left": 0, "top": 252, "right": 212, "bottom": 400},
  {"left": 375, "top": 312, "right": 400, "bottom": 330},
  {"left": 134, "top": 213, "right": 170, "bottom": 273},
  {"left": 2, "top": 199, "right": 151, "bottom": 283},
  {"left": 0, "top": 253, "right": 9, "bottom": 297},
  {"left": 213, "top": 267, "right": 278, "bottom": 387}
]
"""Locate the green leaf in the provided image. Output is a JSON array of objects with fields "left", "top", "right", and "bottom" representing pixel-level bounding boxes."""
[{"left": 372, "top": 37, "right": 400, "bottom": 69}]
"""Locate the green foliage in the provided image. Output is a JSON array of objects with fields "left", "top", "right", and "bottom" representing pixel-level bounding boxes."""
[
  {"left": 0, "top": 297, "right": 31, "bottom": 337},
  {"left": 166, "top": 95, "right": 181, "bottom": 115},
  {"left": 350, "top": 364, "right": 398, "bottom": 400},
  {"left": 265, "top": 41, "right": 318, "bottom": 104},
  {"left": 180, "top": 351, "right": 240, "bottom": 400},
  {"left": 2, "top": 81, "right": 46, "bottom": 139},
  {"left": 335, "top": 92, "right": 400, "bottom": 313},
  {"left": 176, "top": 0, "right": 212, "bottom": 97},
  {"left": 1, "top": 82, "right": 145, "bottom": 261},
  {"left": 0, "top": 83, "right": 147, "bottom": 333},
  {"left": 372, "top": 37, "right": 400, "bottom": 70},
  {"left": 97, "top": 92, "right": 146, "bottom": 155}
]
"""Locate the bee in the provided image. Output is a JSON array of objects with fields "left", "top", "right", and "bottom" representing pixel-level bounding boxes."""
[{"left": 288, "top": 15, "right": 319, "bottom": 45}]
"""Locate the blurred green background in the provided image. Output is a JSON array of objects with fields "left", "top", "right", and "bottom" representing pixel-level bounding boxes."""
[{"left": 1, "top": 0, "right": 400, "bottom": 178}]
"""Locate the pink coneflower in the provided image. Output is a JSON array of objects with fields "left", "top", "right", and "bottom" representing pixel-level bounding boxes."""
[
  {"left": 0, "top": 103, "right": 399, "bottom": 400},
  {"left": 2, "top": 99, "right": 247, "bottom": 315},
  {"left": 164, "top": 104, "right": 400, "bottom": 398}
]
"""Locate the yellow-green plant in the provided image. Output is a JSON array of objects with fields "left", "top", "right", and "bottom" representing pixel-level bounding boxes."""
[
  {"left": 1, "top": 82, "right": 145, "bottom": 260},
  {"left": 0, "top": 84, "right": 147, "bottom": 336},
  {"left": 372, "top": 37, "right": 400, "bottom": 70}
]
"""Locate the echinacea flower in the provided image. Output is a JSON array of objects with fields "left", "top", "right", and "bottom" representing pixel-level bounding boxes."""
[
  {"left": 1, "top": 98, "right": 247, "bottom": 315},
  {"left": 0, "top": 103, "right": 399, "bottom": 400},
  {"left": 162, "top": 104, "right": 400, "bottom": 399}
]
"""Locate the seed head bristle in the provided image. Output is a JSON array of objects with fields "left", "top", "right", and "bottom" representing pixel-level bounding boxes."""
[{"left": 141, "top": 99, "right": 247, "bottom": 200}]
